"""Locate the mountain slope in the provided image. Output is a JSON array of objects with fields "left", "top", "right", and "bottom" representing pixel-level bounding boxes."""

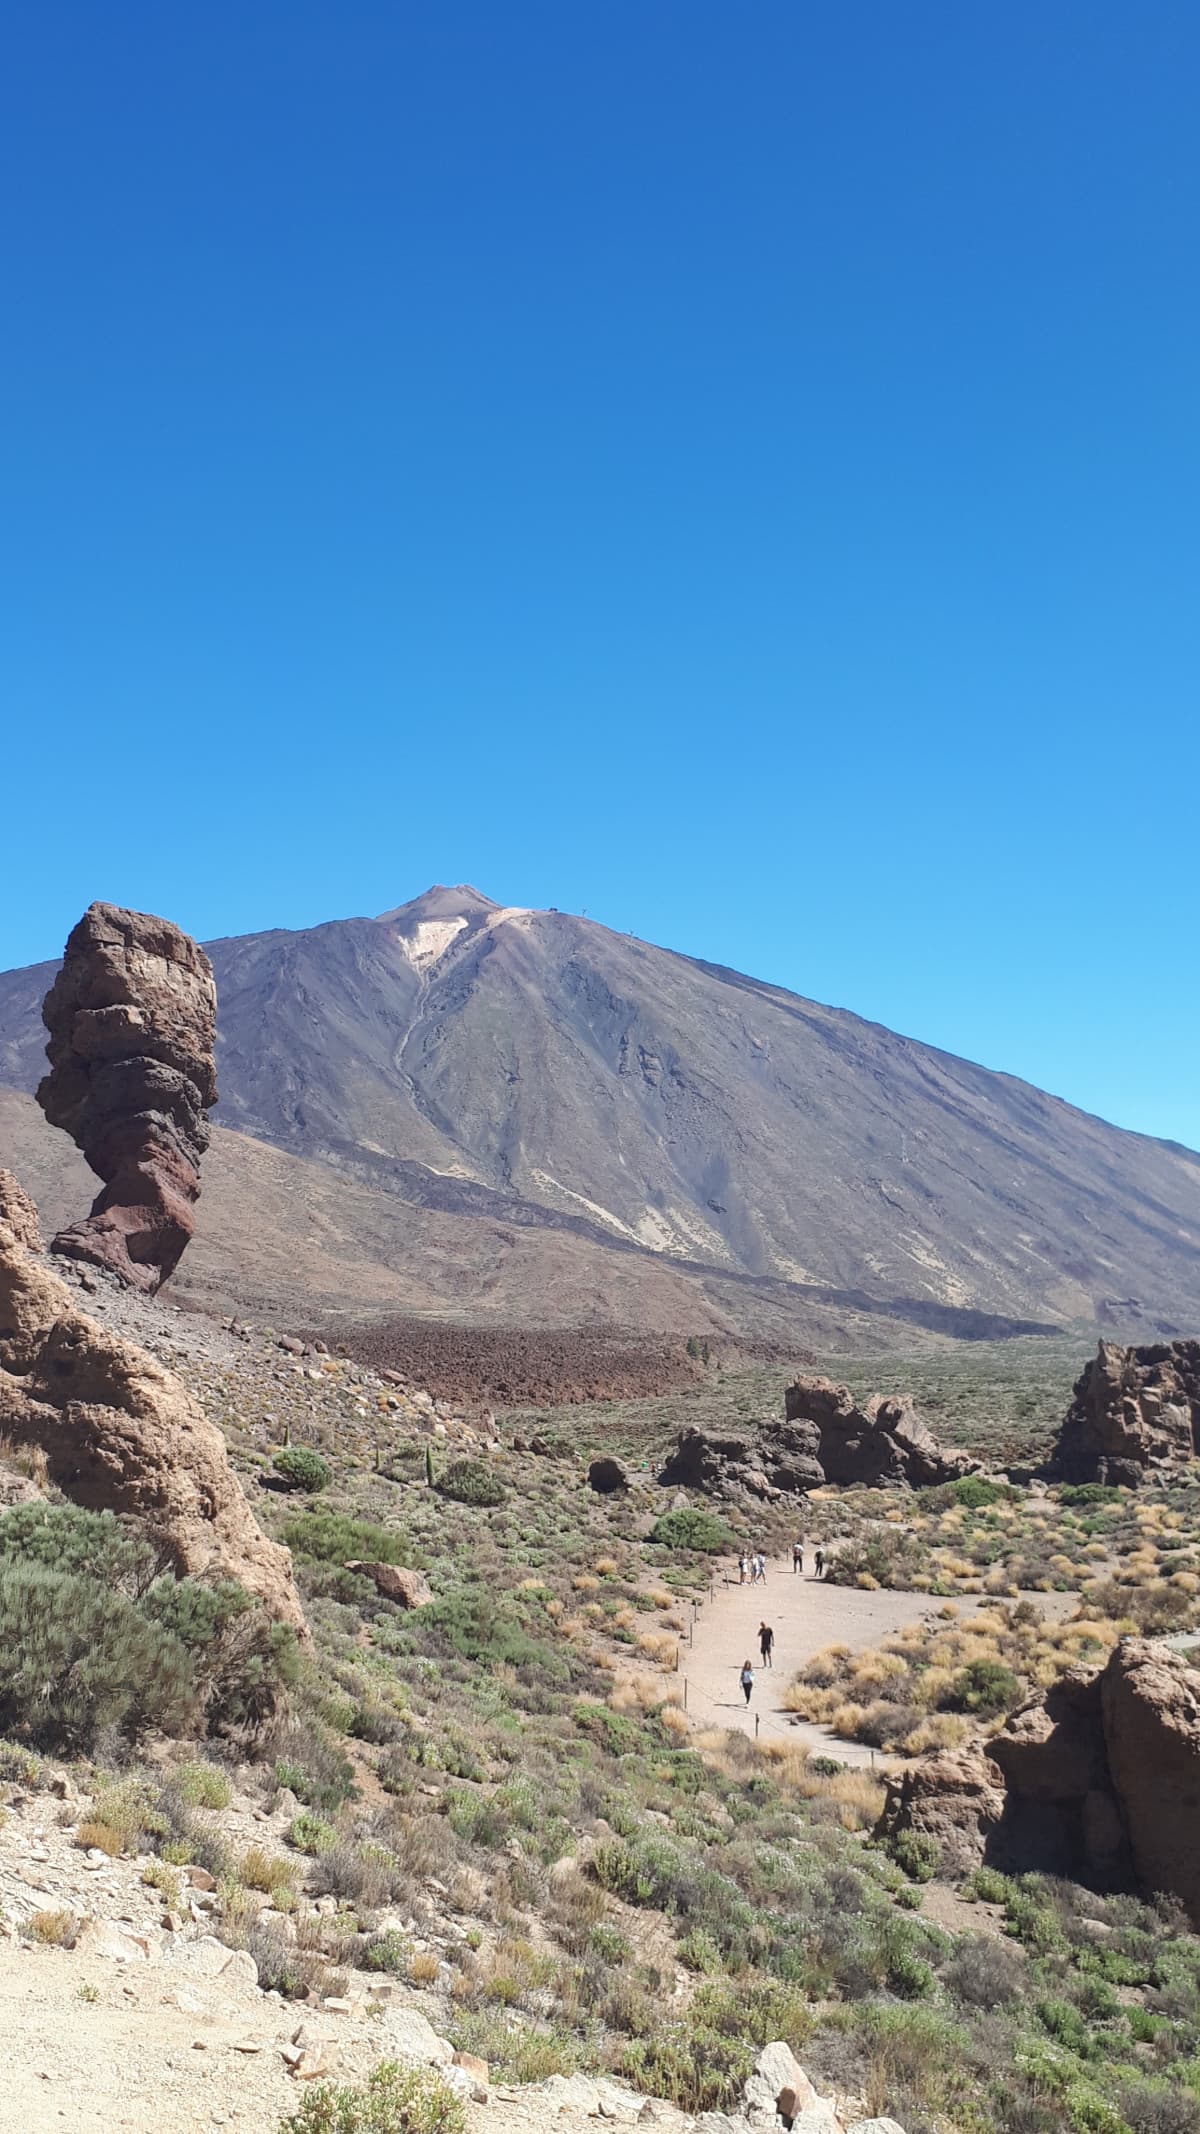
[{"left": 2, "top": 885, "right": 1198, "bottom": 1338}]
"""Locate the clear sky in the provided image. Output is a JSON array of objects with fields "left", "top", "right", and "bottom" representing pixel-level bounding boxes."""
[{"left": 3, "top": 5, "right": 1198, "bottom": 1149}]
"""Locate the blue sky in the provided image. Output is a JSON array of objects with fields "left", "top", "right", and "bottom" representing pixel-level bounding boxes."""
[{"left": 3, "top": 4, "right": 1198, "bottom": 1148}]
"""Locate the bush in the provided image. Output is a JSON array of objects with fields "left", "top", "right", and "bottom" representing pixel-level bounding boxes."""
[
  {"left": 943, "top": 1658, "right": 1022, "bottom": 1717},
  {"left": 282, "top": 1513, "right": 409, "bottom": 1565},
  {"left": 0, "top": 1563, "right": 194, "bottom": 1750},
  {"left": 273, "top": 1447, "right": 332, "bottom": 1495},
  {"left": 279, "top": 2061, "right": 466, "bottom": 2133},
  {"left": 888, "top": 1832, "right": 941, "bottom": 1884},
  {"left": 0, "top": 1504, "right": 161, "bottom": 1596},
  {"left": 143, "top": 1577, "right": 300, "bottom": 1729},
  {"left": 618, "top": 2023, "right": 754, "bottom": 2113},
  {"left": 437, "top": 1461, "right": 506, "bottom": 1508},
  {"left": 288, "top": 1812, "right": 337, "bottom": 1855},
  {"left": 648, "top": 1509, "right": 733, "bottom": 1553},
  {"left": 175, "top": 1761, "right": 232, "bottom": 1810}
]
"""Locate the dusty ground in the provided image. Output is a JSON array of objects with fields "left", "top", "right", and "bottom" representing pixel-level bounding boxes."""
[{"left": 685, "top": 1555, "right": 1077, "bottom": 1765}]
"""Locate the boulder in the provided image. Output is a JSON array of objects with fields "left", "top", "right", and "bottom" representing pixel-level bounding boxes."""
[
  {"left": 344, "top": 1561, "right": 433, "bottom": 1608},
  {"left": 875, "top": 1745, "right": 1006, "bottom": 1878},
  {"left": 743, "top": 2040, "right": 822, "bottom": 2126},
  {"left": 588, "top": 1455, "right": 631, "bottom": 1493},
  {"left": 0, "top": 1171, "right": 43, "bottom": 1254},
  {"left": 37, "top": 904, "right": 217, "bottom": 1292},
  {"left": 660, "top": 1421, "right": 823, "bottom": 1500},
  {"left": 1051, "top": 1340, "right": 1200, "bottom": 1484},
  {"left": 0, "top": 1198, "right": 306, "bottom": 1636}
]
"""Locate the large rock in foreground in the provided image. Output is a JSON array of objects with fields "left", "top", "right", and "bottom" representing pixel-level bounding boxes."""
[
  {"left": 1051, "top": 1339, "right": 1200, "bottom": 1486},
  {"left": 37, "top": 904, "right": 217, "bottom": 1293},
  {"left": 0, "top": 1176, "right": 305, "bottom": 1636},
  {"left": 878, "top": 1640, "right": 1200, "bottom": 1922}
]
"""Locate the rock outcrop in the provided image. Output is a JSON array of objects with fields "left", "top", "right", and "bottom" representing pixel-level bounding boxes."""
[
  {"left": 874, "top": 1745, "right": 1007, "bottom": 1879},
  {"left": 660, "top": 1421, "right": 824, "bottom": 1501},
  {"left": 878, "top": 1640, "right": 1200, "bottom": 1922},
  {"left": 664, "top": 1380, "right": 975, "bottom": 1500},
  {"left": 785, "top": 1377, "right": 978, "bottom": 1489},
  {"left": 37, "top": 904, "right": 217, "bottom": 1293},
  {"left": 1051, "top": 1339, "right": 1200, "bottom": 1485},
  {"left": 0, "top": 1176, "right": 305, "bottom": 1636},
  {"left": 344, "top": 1561, "right": 433, "bottom": 1608}
]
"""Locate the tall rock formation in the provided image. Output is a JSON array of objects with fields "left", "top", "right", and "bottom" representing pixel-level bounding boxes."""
[
  {"left": 0, "top": 1171, "right": 305, "bottom": 1636},
  {"left": 1052, "top": 1339, "right": 1200, "bottom": 1486},
  {"left": 877, "top": 1640, "right": 1200, "bottom": 1924},
  {"left": 37, "top": 905, "right": 217, "bottom": 1292},
  {"left": 783, "top": 1377, "right": 978, "bottom": 1489}
]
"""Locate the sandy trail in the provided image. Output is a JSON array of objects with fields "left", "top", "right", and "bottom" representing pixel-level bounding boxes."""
[
  {"left": 679, "top": 1557, "right": 938, "bottom": 1766},
  {"left": 682, "top": 1556, "right": 1076, "bottom": 1768}
]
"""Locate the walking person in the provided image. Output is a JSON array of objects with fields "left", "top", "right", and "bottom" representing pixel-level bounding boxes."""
[
  {"left": 814, "top": 1546, "right": 825, "bottom": 1580},
  {"left": 758, "top": 1621, "right": 774, "bottom": 1668},
  {"left": 738, "top": 1553, "right": 747, "bottom": 1586},
  {"left": 793, "top": 1540, "right": 804, "bottom": 1575},
  {"left": 740, "top": 1658, "right": 755, "bottom": 1705}
]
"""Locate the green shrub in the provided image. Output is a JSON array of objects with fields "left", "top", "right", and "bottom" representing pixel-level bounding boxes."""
[
  {"left": 943, "top": 1658, "right": 1022, "bottom": 1716},
  {"left": 0, "top": 1563, "right": 194, "bottom": 1750},
  {"left": 437, "top": 1460, "right": 506, "bottom": 1508},
  {"left": 618, "top": 2023, "right": 754, "bottom": 2113},
  {"left": 888, "top": 1831, "right": 941, "bottom": 1884},
  {"left": 288, "top": 1812, "right": 337, "bottom": 1855},
  {"left": 281, "top": 1513, "right": 411, "bottom": 1566},
  {"left": 361, "top": 1930, "right": 411, "bottom": 1975},
  {"left": 175, "top": 1761, "right": 232, "bottom": 1809},
  {"left": 273, "top": 1447, "right": 332, "bottom": 1495},
  {"left": 143, "top": 1577, "right": 300, "bottom": 1728},
  {"left": 647, "top": 1509, "right": 733, "bottom": 1553},
  {"left": 0, "top": 1503, "right": 161, "bottom": 1595}
]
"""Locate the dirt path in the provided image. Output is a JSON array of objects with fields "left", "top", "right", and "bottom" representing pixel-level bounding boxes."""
[
  {"left": 682, "top": 1556, "right": 1076, "bottom": 1768},
  {"left": 679, "top": 1556, "right": 938, "bottom": 1766}
]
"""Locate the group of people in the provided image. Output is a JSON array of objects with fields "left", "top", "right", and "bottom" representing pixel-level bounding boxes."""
[
  {"left": 792, "top": 1540, "right": 825, "bottom": 1578},
  {"left": 737, "top": 1551, "right": 768, "bottom": 1584}
]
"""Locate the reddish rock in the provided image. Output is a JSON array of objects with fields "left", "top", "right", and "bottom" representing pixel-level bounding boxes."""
[
  {"left": 37, "top": 904, "right": 217, "bottom": 1293},
  {"left": 344, "top": 1561, "right": 433, "bottom": 1608},
  {"left": 0, "top": 1198, "right": 306, "bottom": 1638},
  {"left": 1052, "top": 1340, "right": 1200, "bottom": 1485},
  {"left": 784, "top": 1376, "right": 978, "bottom": 1489},
  {"left": 875, "top": 1745, "right": 1006, "bottom": 1877},
  {"left": 1102, "top": 1640, "right": 1200, "bottom": 1924}
]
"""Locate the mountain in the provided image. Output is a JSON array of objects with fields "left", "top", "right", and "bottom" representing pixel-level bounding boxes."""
[{"left": 2, "top": 885, "right": 1199, "bottom": 1346}]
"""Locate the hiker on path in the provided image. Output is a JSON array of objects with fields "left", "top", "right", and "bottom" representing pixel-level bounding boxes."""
[
  {"left": 758, "top": 1621, "right": 774, "bottom": 1667},
  {"left": 740, "top": 1659, "right": 755, "bottom": 1705},
  {"left": 738, "top": 1554, "right": 747, "bottom": 1585},
  {"left": 755, "top": 1551, "right": 767, "bottom": 1583},
  {"left": 814, "top": 1546, "right": 825, "bottom": 1579},
  {"left": 793, "top": 1541, "right": 804, "bottom": 1575}
]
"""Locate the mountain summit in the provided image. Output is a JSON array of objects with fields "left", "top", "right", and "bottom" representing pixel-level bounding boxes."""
[{"left": 2, "top": 888, "right": 1198, "bottom": 1341}]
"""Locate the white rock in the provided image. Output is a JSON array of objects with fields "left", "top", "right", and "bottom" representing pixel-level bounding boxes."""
[
  {"left": 383, "top": 2007, "right": 454, "bottom": 2065},
  {"left": 539, "top": 2073, "right": 601, "bottom": 2114},
  {"left": 845, "top": 2121, "right": 908, "bottom": 2134}
]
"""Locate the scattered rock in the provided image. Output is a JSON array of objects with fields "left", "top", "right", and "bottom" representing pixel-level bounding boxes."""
[{"left": 37, "top": 904, "right": 218, "bottom": 1293}]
